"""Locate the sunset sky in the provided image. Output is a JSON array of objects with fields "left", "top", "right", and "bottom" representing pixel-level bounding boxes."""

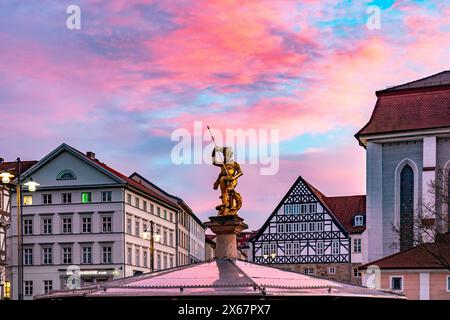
[{"left": 1, "top": 0, "right": 449, "bottom": 229}]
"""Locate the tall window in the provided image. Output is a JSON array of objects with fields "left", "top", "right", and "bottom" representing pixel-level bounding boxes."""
[
  {"left": 62, "top": 217, "right": 72, "bottom": 233},
  {"left": 102, "top": 216, "right": 112, "bottom": 233},
  {"left": 316, "top": 242, "right": 324, "bottom": 255},
  {"left": 353, "top": 238, "right": 362, "bottom": 253},
  {"left": 82, "top": 246, "right": 92, "bottom": 264},
  {"left": 135, "top": 248, "right": 140, "bottom": 266},
  {"left": 400, "top": 165, "right": 414, "bottom": 251},
  {"left": 127, "top": 216, "right": 132, "bottom": 234},
  {"left": 285, "top": 243, "right": 292, "bottom": 256},
  {"left": 293, "top": 243, "right": 300, "bottom": 255},
  {"left": 143, "top": 201, "right": 147, "bottom": 212},
  {"left": 102, "top": 246, "right": 112, "bottom": 264},
  {"left": 42, "top": 247, "right": 53, "bottom": 264},
  {"left": 43, "top": 280, "right": 53, "bottom": 294},
  {"left": 127, "top": 246, "right": 132, "bottom": 265},
  {"left": 81, "top": 216, "right": 92, "bottom": 233},
  {"left": 135, "top": 197, "right": 139, "bottom": 208},
  {"left": 143, "top": 251, "right": 148, "bottom": 268},
  {"left": 23, "top": 218, "right": 33, "bottom": 235},
  {"left": 42, "top": 217, "right": 52, "bottom": 234},
  {"left": 24, "top": 281, "right": 33, "bottom": 296},
  {"left": 135, "top": 219, "right": 140, "bottom": 237},
  {"left": 448, "top": 172, "right": 450, "bottom": 232},
  {"left": 332, "top": 241, "right": 339, "bottom": 255},
  {"left": 24, "top": 248, "right": 33, "bottom": 265},
  {"left": 62, "top": 247, "right": 72, "bottom": 264}
]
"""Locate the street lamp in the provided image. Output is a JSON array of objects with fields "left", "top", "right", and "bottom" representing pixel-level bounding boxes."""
[
  {"left": 0, "top": 158, "right": 39, "bottom": 300},
  {"left": 142, "top": 221, "right": 161, "bottom": 272}
]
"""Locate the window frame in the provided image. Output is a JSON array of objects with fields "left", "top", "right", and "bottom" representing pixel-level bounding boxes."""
[
  {"left": 81, "top": 192, "right": 92, "bottom": 204},
  {"left": 81, "top": 246, "right": 93, "bottom": 264},
  {"left": 42, "top": 217, "right": 52, "bottom": 235},
  {"left": 42, "top": 194, "right": 52, "bottom": 205},
  {"left": 42, "top": 246, "right": 53, "bottom": 265},
  {"left": 101, "top": 191, "right": 112, "bottom": 202},
  {"left": 61, "top": 193, "right": 72, "bottom": 204},
  {"left": 390, "top": 276, "right": 404, "bottom": 292}
]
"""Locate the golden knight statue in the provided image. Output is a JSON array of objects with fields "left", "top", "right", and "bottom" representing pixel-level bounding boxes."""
[{"left": 212, "top": 146, "right": 243, "bottom": 216}]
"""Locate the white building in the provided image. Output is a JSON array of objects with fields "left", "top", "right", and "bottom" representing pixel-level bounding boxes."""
[
  {"left": 5, "top": 143, "right": 195, "bottom": 299},
  {"left": 128, "top": 173, "right": 206, "bottom": 265},
  {"left": 189, "top": 210, "right": 205, "bottom": 263}
]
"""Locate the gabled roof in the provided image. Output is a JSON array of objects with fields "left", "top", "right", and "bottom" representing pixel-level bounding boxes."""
[
  {"left": 360, "top": 236, "right": 450, "bottom": 270},
  {"left": 252, "top": 176, "right": 360, "bottom": 242},
  {"left": 35, "top": 258, "right": 403, "bottom": 299},
  {"left": 130, "top": 172, "right": 205, "bottom": 228},
  {"left": 324, "top": 195, "right": 366, "bottom": 234},
  {"left": 355, "top": 71, "right": 450, "bottom": 144},
  {"left": 19, "top": 143, "right": 179, "bottom": 211}
]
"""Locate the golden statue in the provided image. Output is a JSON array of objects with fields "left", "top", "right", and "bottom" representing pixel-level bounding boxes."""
[{"left": 212, "top": 146, "right": 243, "bottom": 216}]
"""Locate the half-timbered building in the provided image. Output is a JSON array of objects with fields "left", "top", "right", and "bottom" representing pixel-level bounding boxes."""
[{"left": 251, "top": 176, "right": 366, "bottom": 284}]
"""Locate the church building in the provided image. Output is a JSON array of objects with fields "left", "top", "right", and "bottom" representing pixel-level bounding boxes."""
[{"left": 355, "top": 70, "right": 450, "bottom": 264}]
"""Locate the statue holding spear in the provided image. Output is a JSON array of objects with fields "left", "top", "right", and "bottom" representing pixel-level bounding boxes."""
[{"left": 207, "top": 126, "right": 243, "bottom": 216}]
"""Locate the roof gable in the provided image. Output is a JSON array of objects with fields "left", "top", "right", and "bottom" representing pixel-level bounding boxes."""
[
  {"left": 252, "top": 176, "right": 350, "bottom": 241},
  {"left": 19, "top": 143, "right": 125, "bottom": 187}
]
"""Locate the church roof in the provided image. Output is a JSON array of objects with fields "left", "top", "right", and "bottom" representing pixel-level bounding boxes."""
[
  {"left": 35, "top": 259, "right": 403, "bottom": 299},
  {"left": 356, "top": 71, "right": 450, "bottom": 144}
]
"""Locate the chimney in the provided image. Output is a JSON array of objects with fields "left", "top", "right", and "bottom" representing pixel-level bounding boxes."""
[
  {"left": 204, "top": 216, "right": 248, "bottom": 259},
  {"left": 86, "top": 151, "right": 96, "bottom": 160}
]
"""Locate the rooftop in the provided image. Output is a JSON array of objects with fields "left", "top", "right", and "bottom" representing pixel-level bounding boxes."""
[
  {"left": 36, "top": 259, "right": 403, "bottom": 299},
  {"left": 356, "top": 71, "right": 450, "bottom": 143}
]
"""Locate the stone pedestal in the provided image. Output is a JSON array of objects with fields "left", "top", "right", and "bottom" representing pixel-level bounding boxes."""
[{"left": 204, "top": 216, "right": 248, "bottom": 259}]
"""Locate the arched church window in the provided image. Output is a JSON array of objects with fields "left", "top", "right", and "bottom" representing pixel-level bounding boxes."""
[
  {"left": 400, "top": 165, "right": 414, "bottom": 251},
  {"left": 448, "top": 170, "right": 450, "bottom": 232},
  {"left": 57, "top": 169, "right": 77, "bottom": 180}
]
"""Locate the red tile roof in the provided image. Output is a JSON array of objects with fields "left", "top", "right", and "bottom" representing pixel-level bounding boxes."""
[
  {"left": 323, "top": 195, "right": 366, "bottom": 234},
  {"left": 95, "top": 161, "right": 179, "bottom": 209},
  {"left": 356, "top": 71, "right": 450, "bottom": 140},
  {"left": 0, "top": 161, "right": 38, "bottom": 176},
  {"left": 305, "top": 180, "right": 366, "bottom": 234},
  {"left": 360, "top": 235, "right": 450, "bottom": 270}
]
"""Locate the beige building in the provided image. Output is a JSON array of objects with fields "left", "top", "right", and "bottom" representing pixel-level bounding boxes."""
[{"left": 360, "top": 236, "right": 450, "bottom": 300}]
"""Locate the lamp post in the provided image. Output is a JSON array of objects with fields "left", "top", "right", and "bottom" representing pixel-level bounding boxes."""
[
  {"left": 142, "top": 221, "right": 160, "bottom": 272},
  {"left": 0, "top": 158, "right": 39, "bottom": 300}
]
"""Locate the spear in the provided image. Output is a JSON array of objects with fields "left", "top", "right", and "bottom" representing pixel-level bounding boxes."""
[{"left": 207, "top": 125, "right": 233, "bottom": 180}]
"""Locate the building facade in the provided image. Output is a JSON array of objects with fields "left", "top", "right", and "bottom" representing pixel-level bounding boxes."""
[
  {"left": 360, "top": 235, "right": 450, "bottom": 300},
  {"left": 355, "top": 71, "right": 450, "bottom": 264},
  {"left": 189, "top": 212, "right": 205, "bottom": 263},
  {"left": 251, "top": 176, "right": 366, "bottom": 284},
  {"left": 128, "top": 173, "right": 206, "bottom": 266},
  {"left": 5, "top": 143, "right": 202, "bottom": 299}
]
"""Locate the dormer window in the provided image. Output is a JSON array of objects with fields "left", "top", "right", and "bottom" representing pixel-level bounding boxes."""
[
  {"left": 57, "top": 169, "right": 77, "bottom": 180},
  {"left": 353, "top": 214, "right": 365, "bottom": 227}
]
